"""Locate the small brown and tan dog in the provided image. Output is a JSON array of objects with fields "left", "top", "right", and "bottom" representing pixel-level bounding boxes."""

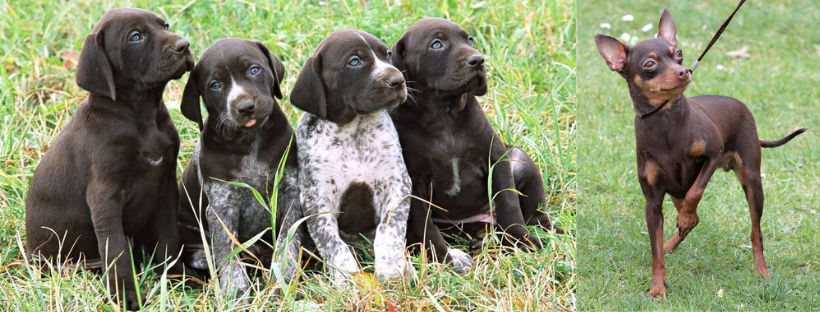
[{"left": 595, "top": 8, "right": 804, "bottom": 298}]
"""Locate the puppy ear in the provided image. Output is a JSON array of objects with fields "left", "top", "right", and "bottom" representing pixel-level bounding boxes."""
[
  {"left": 389, "top": 39, "right": 407, "bottom": 76},
  {"left": 76, "top": 32, "right": 116, "bottom": 100},
  {"left": 180, "top": 69, "right": 203, "bottom": 131},
  {"left": 658, "top": 8, "right": 678, "bottom": 47},
  {"left": 255, "top": 41, "right": 286, "bottom": 99},
  {"left": 595, "top": 34, "right": 628, "bottom": 72},
  {"left": 290, "top": 55, "right": 327, "bottom": 119}
]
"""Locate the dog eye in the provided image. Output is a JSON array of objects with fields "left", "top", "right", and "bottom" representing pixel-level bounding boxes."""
[
  {"left": 348, "top": 57, "right": 361, "bottom": 67},
  {"left": 430, "top": 40, "right": 443, "bottom": 49},
  {"left": 210, "top": 81, "right": 221, "bottom": 90},
  {"left": 250, "top": 66, "right": 261, "bottom": 75},
  {"left": 386, "top": 51, "right": 392, "bottom": 61},
  {"left": 676, "top": 49, "right": 683, "bottom": 58},
  {"left": 467, "top": 37, "right": 474, "bottom": 46},
  {"left": 129, "top": 32, "right": 142, "bottom": 42},
  {"left": 643, "top": 60, "right": 656, "bottom": 68},
  {"left": 164, "top": 22, "right": 170, "bottom": 29}
]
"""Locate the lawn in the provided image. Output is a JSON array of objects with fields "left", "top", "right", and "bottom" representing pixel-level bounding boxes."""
[
  {"left": 0, "top": 0, "right": 576, "bottom": 311},
  {"left": 577, "top": 0, "right": 820, "bottom": 310}
]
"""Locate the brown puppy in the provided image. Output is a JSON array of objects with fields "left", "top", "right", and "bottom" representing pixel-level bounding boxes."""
[
  {"left": 25, "top": 8, "right": 195, "bottom": 309},
  {"left": 390, "top": 18, "right": 558, "bottom": 273},
  {"left": 595, "top": 8, "right": 804, "bottom": 297}
]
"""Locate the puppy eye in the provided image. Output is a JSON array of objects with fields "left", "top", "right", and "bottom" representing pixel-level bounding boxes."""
[
  {"left": 210, "top": 81, "right": 221, "bottom": 90},
  {"left": 430, "top": 39, "right": 443, "bottom": 49},
  {"left": 386, "top": 51, "right": 392, "bottom": 61},
  {"left": 250, "top": 66, "right": 261, "bottom": 75},
  {"left": 164, "top": 23, "right": 170, "bottom": 29},
  {"left": 348, "top": 57, "right": 361, "bottom": 67},
  {"left": 643, "top": 60, "right": 656, "bottom": 69},
  {"left": 467, "top": 37, "right": 474, "bottom": 46},
  {"left": 129, "top": 32, "right": 142, "bottom": 42}
]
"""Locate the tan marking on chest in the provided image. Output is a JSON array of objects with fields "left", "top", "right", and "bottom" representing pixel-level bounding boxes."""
[
  {"left": 688, "top": 140, "right": 706, "bottom": 157},
  {"left": 645, "top": 160, "right": 660, "bottom": 185}
]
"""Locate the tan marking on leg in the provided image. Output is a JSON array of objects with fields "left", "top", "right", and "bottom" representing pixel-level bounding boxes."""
[
  {"left": 645, "top": 160, "right": 660, "bottom": 185},
  {"left": 663, "top": 196, "right": 688, "bottom": 253},
  {"left": 688, "top": 140, "right": 706, "bottom": 157}
]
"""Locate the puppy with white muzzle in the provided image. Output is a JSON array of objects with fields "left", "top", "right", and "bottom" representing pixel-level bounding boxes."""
[{"left": 177, "top": 38, "right": 304, "bottom": 298}]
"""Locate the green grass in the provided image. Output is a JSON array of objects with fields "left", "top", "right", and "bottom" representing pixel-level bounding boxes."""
[
  {"left": 0, "top": 0, "right": 576, "bottom": 310},
  {"left": 577, "top": 0, "right": 820, "bottom": 310}
]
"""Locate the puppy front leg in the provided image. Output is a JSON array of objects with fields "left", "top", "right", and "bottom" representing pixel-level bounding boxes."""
[
  {"left": 373, "top": 176, "right": 411, "bottom": 281},
  {"left": 408, "top": 192, "right": 472, "bottom": 274},
  {"left": 490, "top": 143, "right": 543, "bottom": 250},
  {"left": 204, "top": 183, "right": 251, "bottom": 299},
  {"left": 272, "top": 166, "right": 305, "bottom": 284},
  {"left": 87, "top": 178, "right": 140, "bottom": 311}
]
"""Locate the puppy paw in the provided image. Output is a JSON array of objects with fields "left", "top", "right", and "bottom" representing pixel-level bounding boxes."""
[
  {"left": 375, "top": 256, "right": 407, "bottom": 282},
  {"left": 189, "top": 250, "right": 209, "bottom": 270},
  {"left": 219, "top": 264, "right": 251, "bottom": 299},
  {"left": 446, "top": 248, "right": 472, "bottom": 275},
  {"left": 330, "top": 256, "right": 359, "bottom": 285},
  {"left": 675, "top": 211, "right": 700, "bottom": 236}
]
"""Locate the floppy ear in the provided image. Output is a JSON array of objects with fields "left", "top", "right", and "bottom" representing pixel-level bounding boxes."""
[
  {"left": 255, "top": 41, "right": 286, "bottom": 99},
  {"left": 180, "top": 69, "right": 203, "bottom": 131},
  {"left": 76, "top": 31, "right": 116, "bottom": 100},
  {"left": 658, "top": 8, "right": 678, "bottom": 47},
  {"left": 289, "top": 54, "right": 327, "bottom": 118},
  {"left": 389, "top": 38, "right": 407, "bottom": 77},
  {"left": 595, "top": 34, "right": 629, "bottom": 72}
]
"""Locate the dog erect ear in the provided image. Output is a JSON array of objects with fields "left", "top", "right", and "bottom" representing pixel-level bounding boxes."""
[
  {"left": 180, "top": 69, "right": 203, "bottom": 131},
  {"left": 255, "top": 41, "right": 286, "bottom": 99},
  {"left": 595, "top": 34, "right": 628, "bottom": 72},
  {"left": 290, "top": 54, "right": 327, "bottom": 119},
  {"left": 658, "top": 8, "right": 678, "bottom": 47},
  {"left": 76, "top": 31, "right": 116, "bottom": 100}
]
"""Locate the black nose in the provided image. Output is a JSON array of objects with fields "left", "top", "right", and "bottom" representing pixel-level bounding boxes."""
[
  {"left": 467, "top": 54, "right": 485, "bottom": 68},
  {"left": 385, "top": 75, "right": 405, "bottom": 89},
  {"left": 236, "top": 100, "right": 255, "bottom": 115},
  {"left": 172, "top": 39, "right": 190, "bottom": 54}
]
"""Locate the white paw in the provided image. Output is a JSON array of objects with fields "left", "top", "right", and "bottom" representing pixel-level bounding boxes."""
[
  {"left": 219, "top": 264, "right": 251, "bottom": 298},
  {"left": 447, "top": 248, "right": 472, "bottom": 275},
  {"left": 189, "top": 250, "right": 209, "bottom": 270},
  {"left": 330, "top": 255, "right": 359, "bottom": 285},
  {"left": 375, "top": 256, "right": 406, "bottom": 282}
]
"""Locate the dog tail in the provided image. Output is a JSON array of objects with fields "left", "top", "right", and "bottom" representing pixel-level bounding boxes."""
[{"left": 760, "top": 128, "right": 806, "bottom": 148}]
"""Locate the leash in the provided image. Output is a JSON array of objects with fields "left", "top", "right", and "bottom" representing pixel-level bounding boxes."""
[{"left": 689, "top": 0, "right": 746, "bottom": 73}]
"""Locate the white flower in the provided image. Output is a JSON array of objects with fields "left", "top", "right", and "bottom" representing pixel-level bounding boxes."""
[
  {"left": 716, "top": 64, "right": 724, "bottom": 70},
  {"left": 717, "top": 288, "right": 724, "bottom": 298},
  {"left": 642, "top": 23, "right": 653, "bottom": 32},
  {"left": 620, "top": 33, "right": 631, "bottom": 42},
  {"left": 600, "top": 23, "right": 612, "bottom": 29},
  {"left": 622, "top": 14, "right": 634, "bottom": 21},
  {"left": 629, "top": 36, "right": 639, "bottom": 45}
]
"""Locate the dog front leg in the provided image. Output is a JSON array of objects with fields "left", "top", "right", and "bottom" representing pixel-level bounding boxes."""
[
  {"left": 641, "top": 185, "right": 667, "bottom": 298},
  {"left": 373, "top": 176, "right": 412, "bottom": 281},
  {"left": 408, "top": 192, "right": 472, "bottom": 274},
  {"left": 676, "top": 155, "right": 721, "bottom": 236},
  {"left": 272, "top": 166, "right": 305, "bottom": 284},
  {"left": 87, "top": 179, "right": 140, "bottom": 311},
  {"left": 204, "top": 183, "right": 251, "bottom": 299},
  {"left": 491, "top": 145, "right": 543, "bottom": 250}
]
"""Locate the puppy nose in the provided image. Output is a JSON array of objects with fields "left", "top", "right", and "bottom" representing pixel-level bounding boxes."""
[
  {"left": 674, "top": 67, "right": 689, "bottom": 80},
  {"left": 236, "top": 100, "right": 255, "bottom": 115},
  {"left": 467, "top": 54, "right": 485, "bottom": 68},
  {"left": 385, "top": 75, "right": 405, "bottom": 89},
  {"left": 172, "top": 39, "right": 190, "bottom": 54}
]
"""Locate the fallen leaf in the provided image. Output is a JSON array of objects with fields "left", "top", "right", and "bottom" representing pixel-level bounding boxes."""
[{"left": 725, "top": 45, "right": 750, "bottom": 58}]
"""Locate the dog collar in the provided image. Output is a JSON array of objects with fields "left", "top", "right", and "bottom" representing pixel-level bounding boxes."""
[{"left": 638, "top": 100, "right": 670, "bottom": 118}]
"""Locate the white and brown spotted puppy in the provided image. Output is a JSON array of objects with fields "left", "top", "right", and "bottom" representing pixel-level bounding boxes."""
[
  {"left": 177, "top": 38, "right": 304, "bottom": 298},
  {"left": 290, "top": 29, "right": 411, "bottom": 282}
]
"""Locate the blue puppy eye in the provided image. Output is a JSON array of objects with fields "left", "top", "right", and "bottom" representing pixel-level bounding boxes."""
[
  {"left": 210, "top": 81, "right": 221, "bottom": 89},
  {"left": 348, "top": 58, "right": 361, "bottom": 67},
  {"left": 386, "top": 51, "right": 392, "bottom": 61},
  {"left": 250, "top": 66, "right": 260, "bottom": 75},
  {"left": 130, "top": 33, "right": 142, "bottom": 42},
  {"left": 467, "top": 37, "right": 474, "bottom": 46},
  {"left": 431, "top": 40, "right": 443, "bottom": 49}
]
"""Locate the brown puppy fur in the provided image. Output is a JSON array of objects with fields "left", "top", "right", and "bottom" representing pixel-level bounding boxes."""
[
  {"left": 390, "top": 18, "right": 560, "bottom": 273},
  {"left": 25, "top": 8, "right": 195, "bottom": 309},
  {"left": 596, "top": 8, "right": 804, "bottom": 298}
]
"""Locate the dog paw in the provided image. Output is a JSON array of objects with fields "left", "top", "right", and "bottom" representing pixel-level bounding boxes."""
[
  {"left": 219, "top": 264, "right": 251, "bottom": 299},
  {"left": 189, "top": 250, "right": 209, "bottom": 270},
  {"left": 446, "top": 248, "right": 472, "bottom": 274},
  {"left": 375, "top": 256, "right": 406, "bottom": 282},
  {"left": 675, "top": 211, "right": 700, "bottom": 235},
  {"left": 330, "top": 256, "right": 359, "bottom": 285}
]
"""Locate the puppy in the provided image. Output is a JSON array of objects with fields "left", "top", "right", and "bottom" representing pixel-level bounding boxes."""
[
  {"left": 290, "top": 29, "right": 411, "bottom": 282},
  {"left": 389, "top": 18, "right": 557, "bottom": 273},
  {"left": 177, "top": 38, "right": 304, "bottom": 297},
  {"left": 595, "top": 8, "right": 804, "bottom": 297},
  {"left": 25, "top": 8, "right": 194, "bottom": 310}
]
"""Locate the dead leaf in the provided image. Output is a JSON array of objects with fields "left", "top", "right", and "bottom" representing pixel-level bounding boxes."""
[{"left": 725, "top": 45, "right": 750, "bottom": 58}]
